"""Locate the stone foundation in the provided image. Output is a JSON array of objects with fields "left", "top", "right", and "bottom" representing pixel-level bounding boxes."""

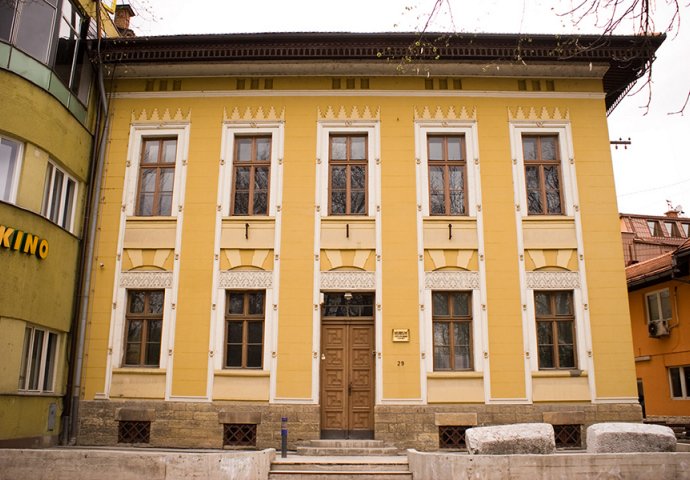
[
  {"left": 79, "top": 400, "right": 641, "bottom": 451},
  {"left": 375, "top": 403, "right": 642, "bottom": 451},
  {"left": 78, "top": 400, "right": 319, "bottom": 450}
]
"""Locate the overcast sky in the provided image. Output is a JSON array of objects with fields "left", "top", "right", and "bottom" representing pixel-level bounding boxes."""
[{"left": 127, "top": 0, "right": 690, "bottom": 216}]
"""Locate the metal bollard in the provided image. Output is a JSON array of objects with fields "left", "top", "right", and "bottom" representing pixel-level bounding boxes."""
[{"left": 281, "top": 416, "right": 288, "bottom": 458}]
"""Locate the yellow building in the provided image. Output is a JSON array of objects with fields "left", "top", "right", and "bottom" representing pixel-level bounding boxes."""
[
  {"left": 77, "top": 32, "right": 663, "bottom": 450},
  {"left": 0, "top": 0, "right": 120, "bottom": 447}
]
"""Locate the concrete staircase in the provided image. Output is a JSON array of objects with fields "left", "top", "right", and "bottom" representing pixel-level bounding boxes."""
[{"left": 268, "top": 440, "right": 411, "bottom": 479}]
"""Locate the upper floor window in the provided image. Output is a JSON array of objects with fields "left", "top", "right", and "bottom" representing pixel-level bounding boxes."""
[
  {"left": 329, "top": 134, "right": 367, "bottom": 215},
  {"left": 42, "top": 161, "right": 77, "bottom": 231},
  {"left": 18, "top": 325, "right": 58, "bottom": 392},
  {"left": 647, "top": 220, "right": 664, "bottom": 237},
  {"left": 136, "top": 138, "right": 177, "bottom": 216},
  {"left": 664, "top": 221, "right": 682, "bottom": 238},
  {"left": 231, "top": 136, "right": 271, "bottom": 215},
  {"left": 683, "top": 224, "right": 690, "bottom": 237},
  {"left": 535, "top": 290, "right": 576, "bottom": 370},
  {"left": 2, "top": 0, "right": 92, "bottom": 104},
  {"left": 669, "top": 366, "right": 690, "bottom": 399},
  {"left": 0, "top": 135, "right": 22, "bottom": 203},
  {"left": 432, "top": 291, "right": 473, "bottom": 371},
  {"left": 124, "top": 290, "right": 164, "bottom": 367},
  {"left": 428, "top": 135, "right": 467, "bottom": 216},
  {"left": 645, "top": 288, "right": 672, "bottom": 323},
  {"left": 523, "top": 135, "right": 563, "bottom": 215},
  {"left": 225, "top": 291, "right": 265, "bottom": 369}
]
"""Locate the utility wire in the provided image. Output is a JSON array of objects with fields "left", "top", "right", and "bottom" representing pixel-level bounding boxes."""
[{"left": 618, "top": 177, "right": 690, "bottom": 197}]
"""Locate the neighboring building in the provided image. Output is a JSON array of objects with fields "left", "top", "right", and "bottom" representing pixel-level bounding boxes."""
[
  {"left": 620, "top": 209, "right": 690, "bottom": 265},
  {"left": 0, "top": 1, "right": 119, "bottom": 447},
  {"left": 77, "top": 32, "right": 662, "bottom": 450},
  {"left": 627, "top": 240, "right": 690, "bottom": 426}
]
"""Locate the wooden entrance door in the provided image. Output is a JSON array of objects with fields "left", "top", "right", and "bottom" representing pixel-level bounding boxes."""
[{"left": 320, "top": 320, "right": 375, "bottom": 439}]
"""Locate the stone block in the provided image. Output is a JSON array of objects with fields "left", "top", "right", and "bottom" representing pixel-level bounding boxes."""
[
  {"left": 434, "top": 412, "right": 478, "bottom": 426},
  {"left": 586, "top": 422, "right": 676, "bottom": 453},
  {"left": 466, "top": 423, "right": 555, "bottom": 455},
  {"left": 543, "top": 411, "right": 584, "bottom": 425}
]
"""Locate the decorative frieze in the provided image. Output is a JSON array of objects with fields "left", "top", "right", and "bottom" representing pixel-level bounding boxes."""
[
  {"left": 120, "top": 271, "right": 173, "bottom": 289},
  {"left": 218, "top": 270, "right": 273, "bottom": 289},
  {"left": 320, "top": 271, "right": 376, "bottom": 290},
  {"left": 425, "top": 271, "right": 480, "bottom": 290},
  {"left": 525, "top": 271, "right": 580, "bottom": 289}
]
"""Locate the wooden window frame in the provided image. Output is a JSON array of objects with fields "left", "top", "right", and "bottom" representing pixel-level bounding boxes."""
[
  {"left": 328, "top": 134, "right": 368, "bottom": 216},
  {"left": 523, "top": 135, "right": 564, "bottom": 215},
  {"left": 18, "top": 326, "right": 58, "bottom": 392},
  {"left": 224, "top": 291, "right": 265, "bottom": 369},
  {"left": 135, "top": 137, "right": 177, "bottom": 216},
  {"left": 41, "top": 161, "right": 77, "bottom": 231},
  {"left": 230, "top": 135, "right": 272, "bottom": 216},
  {"left": 427, "top": 134, "right": 468, "bottom": 216},
  {"left": 432, "top": 291, "right": 473, "bottom": 371},
  {"left": 535, "top": 290, "right": 577, "bottom": 370},
  {"left": 124, "top": 290, "right": 164, "bottom": 367}
]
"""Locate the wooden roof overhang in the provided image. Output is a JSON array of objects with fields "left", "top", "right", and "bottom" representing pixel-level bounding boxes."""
[{"left": 95, "top": 32, "right": 664, "bottom": 113}]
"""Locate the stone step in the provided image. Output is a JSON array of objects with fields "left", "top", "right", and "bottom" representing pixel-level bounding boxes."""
[
  {"left": 272, "top": 456, "right": 409, "bottom": 472},
  {"left": 304, "top": 440, "right": 387, "bottom": 448},
  {"left": 295, "top": 446, "right": 399, "bottom": 456},
  {"left": 268, "top": 470, "right": 412, "bottom": 479}
]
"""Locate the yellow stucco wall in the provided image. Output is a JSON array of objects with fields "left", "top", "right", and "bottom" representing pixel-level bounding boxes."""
[{"left": 82, "top": 74, "right": 636, "bottom": 406}]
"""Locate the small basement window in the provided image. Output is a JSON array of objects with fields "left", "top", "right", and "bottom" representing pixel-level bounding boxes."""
[
  {"left": 223, "top": 423, "right": 257, "bottom": 447},
  {"left": 118, "top": 420, "right": 151, "bottom": 444},
  {"left": 439, "top": 425, "right": 467, "bottom": 449},
  {"left": 553, "top": 424, "right": 581, "bottom": 448}
]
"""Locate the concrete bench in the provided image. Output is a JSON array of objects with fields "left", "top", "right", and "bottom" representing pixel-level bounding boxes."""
[
  {"left": 466, "top": 423, "right": 555, "bottom": 454},
  {"left": 586, "top": 422, "right": 676, "bottom": 453}
]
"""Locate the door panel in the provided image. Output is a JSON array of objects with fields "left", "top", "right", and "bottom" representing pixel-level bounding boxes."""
[{"left": 321, "top": 322, "right": 374, "bottom": 439}]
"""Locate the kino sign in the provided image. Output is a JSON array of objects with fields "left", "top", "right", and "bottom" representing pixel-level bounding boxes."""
[{"left": 0, "top": 224, "right": 49, "bottom": 259}]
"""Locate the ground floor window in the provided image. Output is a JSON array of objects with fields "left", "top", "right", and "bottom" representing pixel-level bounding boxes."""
[
  {"left": 225, "top": 290, "right": 265, "bottom": 368},
  {"left": 18, "top": 326, "right": 58, "bottom": 392},
  {"left": 535, "top": 290, "right": 576, "bottom": 370},
  {"left": 124, "top": 290, "right": 164, "bottom": 367},
  {"left": 432, "top": 291, "right": 473, "bottom": 371}
]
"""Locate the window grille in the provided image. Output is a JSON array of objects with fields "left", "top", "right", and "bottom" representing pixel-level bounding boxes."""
[
  {"left": 223, "top": 424, "right": 257, "bottom": 447},
  {"left": 553, "top": 424, "right": 581, "bottom": 448},
  {"left": 118, "top": 421, "right": 151, "bottom": 444},
  {"left": 439, "top": 426, "right": 467, "bottom": 449}
]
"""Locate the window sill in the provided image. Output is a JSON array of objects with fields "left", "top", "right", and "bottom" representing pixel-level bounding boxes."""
[
  {"left": 223, "top": 216, "right": 275, "bottom": 222},
  {"left": 11, "top": 391, "right": 62, "bottom": 397},
  {"left": 113, "top": 368, "right": 166, "bottom": 375},
  {"left": 424, "top": 216, "right": 476, "bottom": 222},
  {"left": 215, "top": 369, "right": 270, "bottom": 377},
  {"left": 522, "top": 216, "right": 575, "bottom": 222},
  {"left": 126, "top": 216, "right": 178, "bottom": 223},
  {"left": 321, "top": 216, "right": 375, "bottom": 223},
  {"left": 427, "top": 371, "right": 482, "bottom": 379},
  {"left": 532, "top": 369, "right": 587, "bottom": 378}
]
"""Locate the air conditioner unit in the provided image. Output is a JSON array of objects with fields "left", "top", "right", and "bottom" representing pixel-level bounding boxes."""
[{"left": 648, "top": 320, "right": 670, "bottom": 338}]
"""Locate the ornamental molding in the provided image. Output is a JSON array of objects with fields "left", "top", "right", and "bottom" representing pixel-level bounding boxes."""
[
  {"left": 223, "top": 106, "right": 285, "bottom": 122},
  {"left": 425, "top": 271, "right": 480, "bottom": 290},
  {"left": 120, "top": 271, "right": 173, "bottom": 289},
  {"left": 317, "top": 105, "right": 380, "bottom": 121},
  {"left": 320, "top": 271, "right": 376, "bottom": 290},
  {"left": 414, "top": 105, "right": 476, "bottom": 121},
  {"left": 131, "top": 108, "right": 191, "bottom": 123},
  {"left": 218, "top": 270, "right": 273, "bottom": 289},
  {"left": 525, "top": 271, "right": 580, "bottom": 289},
  {"left": 508, "top": 106, "right": 569, "bottom": 121}
]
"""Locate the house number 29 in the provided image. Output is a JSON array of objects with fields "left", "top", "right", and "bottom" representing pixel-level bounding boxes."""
[{"left": 397, "top": 360, "right": 405, "bottom": 367}]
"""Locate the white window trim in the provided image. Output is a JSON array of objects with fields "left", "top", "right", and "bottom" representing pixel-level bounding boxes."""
[
  {"left": 526, "top": 287, "right": 587, "bottom": 372},
  {"left": 112, "top": 286, "right": 173, "bottom": 370},
  {"left": 212, "top": 287, "right": 275, "bottom": 372},
  {"left": 645, "top": 288, "right": 673, "bottom": 323},
  {"left": 220, "top": 122, "right": 284, "bottom": 217},
  {"left": 669, "top": 366, "right": 690, "bottom": 399},
  {"left": 423, "top": 289, "right": 484, "bottom": 373},
  {"left": 316, "top": 121, "right": 380, "bottom": 218},
  {"left": 0, "top": 135, "right": 23, "bottom": 204},
  {"left": 42, "top": 160, "right": 78, "bottom": 232},
  {"left": 124, "top": 124, "right": 190, "bottom": 218},
  {"left": 509, "top": 122, "right": 576, "bottom": 218},
  {"left": 415, "top": 121, "right": 480, "bottom": 217},
  {"left": 18, "top": 325, "right": 60, "bottom": 393}
]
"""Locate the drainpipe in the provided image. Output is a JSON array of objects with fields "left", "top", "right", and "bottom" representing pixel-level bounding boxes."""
[{"left": 66, "top": 0, "right": 111, "bottom": 444}]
